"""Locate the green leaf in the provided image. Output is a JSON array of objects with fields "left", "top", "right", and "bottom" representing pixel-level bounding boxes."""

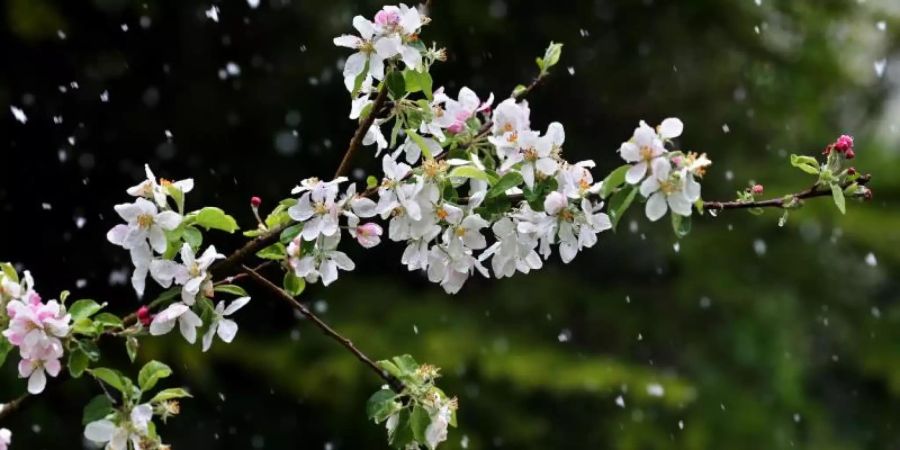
[
  {"left": 94, "top": 312, "right": 123, "bottom": 329},
  {"left": 194, "top": 207, "right": 239, "bottom": 233},
  {"left": 68, "top": 348, "right": 89, "bottom": 378},
  {"left": 487, "top": 172, "right": 524, "bottom": 198},
  {"left": 406, "top": 130, "right": 434, "bottom": 160},
  {"left": 541, "top": 42, "right": 563, "bottom": 72},
  {"left": 403, "top": 69, "right": 433, "bottom": 100},
  {"left": 377, "top": 360, "right": 404, "bottom": 379},
  {"left": 608, "top": 185, "right": 638, "bottom": 230},
  {"left": 182, "top": 226, "right": 203, "bottom": 248},
  {"left": 366, "top": 389, "right": 401, "bottom": 423},
  {"left": 279, "top": 223, "right": 303, "bottom": 244},
  {"left": 138, "top": 360, "right": 173, "bottom": 392},
  {"left": 214, "top": 284, "right": 248, "bottom": 297},
  {"left": 389, "top": 409, "right": 414, "bottom": 449},
  {"left": 283, "top": 272, "right": 306, "bottom": 297},
  {"left": 392, "top": 354, "right": 419, "bottom": 376},
  {"left": 600, "top": 165, "right": 631, "bottom": 199},
  {"left": 0, "top": 339, "right": 12, "bottom": 368},
  {"left": 386, "top": 70, "right": 407, "bottom": 99},
  {"left": 149, "top": 387, "right": 193, "bottom": 403},
  {"left": 790, "top": 154, "right": 820, "bottom": 175},
  {"left": 351, "top": 60, "right": 370, "bottom": 98},
  {"left": 89, "top": 367, "right": 130, "bottom": 394},
  {"left": 410, "top": 405, "right": 430, "bottom": 443},
  {"left": 671, "top": 214, "right": 692, "bottom": 238},
  {"left": 69, "top": 299, "right": 103, "bottom": 322},
  {"left": 448, "top": 166, "right": 490, "bottom": 182},
  {"left": 1, "top": 263, "right": 19, "bottom": 283},
  {"left": 126, "top": 336, "right": 139, "bottom": 363},
  {"left": 256, "top": 243, "right": 287, "bottom": 260},
  {"left": 831, "top": 183, "right": 846, "bottom": 214},
  {"left": 82, "top": 395, "right": 114, "bottom": 425},
  {"left": 366, "top": 175, "right": 379, "bottom": 189},
  {"left": 512, "top": 84, "right": 528, "bottom": 99}
]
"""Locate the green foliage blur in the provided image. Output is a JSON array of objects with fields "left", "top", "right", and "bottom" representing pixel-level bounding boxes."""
[{"left": 0, "top": 0, "right": 898, "bottom": 449}]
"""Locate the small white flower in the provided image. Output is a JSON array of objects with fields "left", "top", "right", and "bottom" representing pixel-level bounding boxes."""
[
  {"left": 126, "top": 164, "right": 194, "bottom": 208},
  {"left": 640, "top": 160, "right": 694, "bottom": 222},
  {"left": 149, "top": 302, "right": 203, "bottom": 344},
  {"left": 107, "top": 197, "right": 182, "bottom": 254},
  {"left": 150, "top": 244, "right": 224, "bottom": 305},
  {"left": 348, "top": 216, "right": 383, "bottom": 249},
  {"left": 618, "top": 120, "right": 668, "bottom": 185},
  {"left": 288, "top": 178, "right": 346, "bottom": 241},
  {"left": 480, "top": 217, "right": 542, "bottom": 278},
  {"left": 334, "top": 16, "right": 401, "bottom": 91},
  {"left": 84, "top": 404, "right": 153, "bottom": 450},
  {"left": 202, "top": 296, "right": 251, "bottom": 352},
  {"left": 424, "top": 404, "right": 452, "bottom": 450},
  {"left": 288, "top": 234, "right": 355, "bottom": 287}
]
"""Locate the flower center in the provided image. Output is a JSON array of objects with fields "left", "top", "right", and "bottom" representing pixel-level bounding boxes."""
[
  {"left": 659, "top": 180, "right": 677, "bottom": 195},
  {"left": 314, "top": 201, "right": 328, "bottom": 215},
  {"left": 523, "top": 147, "right": 538, "bottom": 162},
  {"left": 639, "top": 146, "right": 655, "bottom": 162},
  {"left": 189, "top": 263, "right": 202, "bottom": 278},
  {"left": 505, "top": 131, "right": 518, "bottom": 144},
  {"left": 159, "top": 178, "right": 173, "bottom": 187},
  {"left": 454, "top": 227, "right": 466, "bottom": 237},
  {"left": 423, "top": 160, "right": 446, "bottom": 178},
  {"left": 136, "top": 214, "right": 155, "bottom": 229},
  {"left": 436, "top": 207, "right": 449, "bottom": 221}
]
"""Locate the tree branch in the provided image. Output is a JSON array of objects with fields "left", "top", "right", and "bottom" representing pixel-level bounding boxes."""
[
  {"left": 702, "top": 174, "right": 870, "bottom": 211},
  {"left": 334, "top": 85, "right": 391, "bottom": 179},
  {"left": 0, "top": 393, "right": 29, "bottom": 423},
  {"left": 241, "top": 265, "right": 405, "bottom": 393}
]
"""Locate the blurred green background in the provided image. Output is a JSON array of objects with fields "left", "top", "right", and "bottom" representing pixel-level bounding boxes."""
[{"left": 1, "top": 0, "right": 899, "bottom": 449}]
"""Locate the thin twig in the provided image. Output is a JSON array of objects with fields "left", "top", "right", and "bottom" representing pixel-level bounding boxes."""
[
  {"left": 0, "top": 393, "right": 29, "bottom": 423},
  {"left": 241, "top": 265, "right": 405, "bottom": 393},
  {"left": 334, "top": 85, "right": 391, "bottom": 179},
  {"left": 702, "top": 174, "right": 870, "bottom": 211}
]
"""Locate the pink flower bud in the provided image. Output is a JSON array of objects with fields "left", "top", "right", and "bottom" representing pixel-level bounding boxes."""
[
  {"left": 845, "top": 149, "right": 855, "bottom": 159},
  {"left": 374, "top": 9, "right": 400, "bottom": 26},
  {"left": 447, "top": 121, "right": 464, "bottom": 134},
  {"left": 847, "top": 167, "right": 857, "bottom": 176},
  {"left": 751, "top": 184, "right": 764, "bottom": 195},
  {"left": 137, "top": 306, "right": 152, "bottom": 326},
  {"left": 250, "top": 196, "right": 262, "bottom": 208},
  {"left": 834, "top": 134, "right": 854, "bottom": 153},
  {"left": 354, "top": 222, "right": 383, "bottom": 248}
]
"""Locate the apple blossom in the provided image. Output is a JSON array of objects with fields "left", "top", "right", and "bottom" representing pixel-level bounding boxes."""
[
  {"left": 150, "top": 302, "right": 203, "bottom": 344},
  {"left": 202, "top": 296, "right": 251, "bottom": 352},
  {"left": 17, "top": 341, "right": 62, "bottom": 394},
  {"left": 287, "top": 234, "right": 355, "bottom": 286},
  {"left": 150, "top": 244, "right": 224, "bottom": 305},
  {"left": 0, "top": 428, "right": 9, "bottom": 450},
  {"left": 289, "top": 177, "right": 346, "bottom": 241},
  {"left": 84, "top": 403, "right": 153, "bottom": 450},
  {"left": 127, "top": 163, "right": 194, "bottom": 209},
  {"left": 107, "top": 197, "right": 182, "bottom": 254},
  {"left": 349, "top": 216, "right": 384, "bottom": 248}
]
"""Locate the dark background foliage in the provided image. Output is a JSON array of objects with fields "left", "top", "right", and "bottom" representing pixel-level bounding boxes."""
[{"left": 1, "top": 0, "right": 899, "bottom": 449}]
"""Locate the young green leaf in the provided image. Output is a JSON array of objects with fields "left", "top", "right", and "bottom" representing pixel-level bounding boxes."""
[
  {"left": 409, "top": 405, "right": 430, "bottom": 443},
  {"left": 600, "top": 165, "right": 631, "bottom": 199},
  {"left": 69, "top": 299, "right": 103, "bottom": 322},
  {"left": 367, "top": 389, "right": 401, "bottom": 423},
  {"left": 138, "top": 360, "right": 173, "bottom": 392},
  {"left": 68, "top": 348, "right": 89, "bottom": 378},
  {"left": 214, "top": 284, "right": 248, "bottom": 297},
  {"left": 609, "top": 185, "right": 638, "bottom": 230},
  {"left": 82, "top": 395, "right": 114, "bottom": 425},
  {"left": 89, "top": 368, "right": 130, "bottom": 394},
  {"left": 149, "top": 387, "right": 193, "bottom": 403},
  {"left": 194, "top": 207, "right": 239, "bottom": 233},
  {"left": 448, "top": 166, "right": 490, "bottom": 182},
  {"left": 831, "top": 183, "right": 846, "bottom": 214},
  {"left": 386, "top": 71, "right": 407, "bottom": 99},
  {"left": 283, "top": 272, "right": 306, "bottom": 297},
  {"left": 487, "top": 172, "right": 524, "bottom": 198},
  {"left": 126, "top": 336, "right": 139, "bottom": 363}
]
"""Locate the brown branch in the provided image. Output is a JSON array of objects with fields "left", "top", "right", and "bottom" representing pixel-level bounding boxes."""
[
  {"left": 0, "top": 393, "right": 29, "bottom": 423},
  {"left": 241, "top": 265, "right": 405, "bottom": 393},
  {"left": 334, "top": 85, "right": 391, "bottom": 179},
  {"left": 702, "top": 174, "right": 871, "bottom": 211}
]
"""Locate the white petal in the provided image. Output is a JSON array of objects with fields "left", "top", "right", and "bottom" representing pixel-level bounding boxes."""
[
  {"left": 333, "top": 34, "right": 362, "bottom": 49},
  {"left": 27, "top": 369, "right": 46, "bottom": 394},
  {"left": 223, "top": 297, "right": 251, "bottom": 316},
  {"left": 645, "top": 192, "right": 668, "bottom": 222},
  {"left": 619, "top": 142, "right": 640, "bottom": 163},
  {"left": 352, "top": 16, "right": 375, "bottom": 39},
  {"left": 148, "top": 226, "right": 167, "bottom": 253},
  {"left": 84, "top": 420, "right": 116, "bottom": 443},
  {"left": 155, "top": 211, "right": 182, "bottom": 230},
  {"left": 625, "top": 162, "right": 648, "bottom": 185},
  {"left": 106, "top": 225, "right": 129, "bottom": 246},
  {"left": 216, "top": 319, "right": 239, "bottom": 343},
  {"left": 658, "top": 117, "right": 684, "bottom": 139},
  {"left": 668, "top": 193, "right": 693, "bottom": 216}
]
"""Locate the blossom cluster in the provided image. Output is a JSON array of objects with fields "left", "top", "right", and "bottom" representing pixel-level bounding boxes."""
[
  {"left": 1, "top": 269, "right": 70, "bottom": 394},
  {"left": 617, "top": 119, "right": 710, "bottom": 221},
  {"left": 107, "top": 165, "right": 250, "bottom": 350}
]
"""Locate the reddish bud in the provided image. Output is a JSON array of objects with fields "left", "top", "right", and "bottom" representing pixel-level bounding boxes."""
[
  {"left": 834, "top": 134, "right": 854, "bottom": 153},
  {"left": 864, "top": 189, "right": 874, "bottom": 201},
  {"left": 847, "top": 167, "right": 857, "bottom": 176},
  {"left": 751, "top": 184, "right": 764, "bottom": 195},
  {"left": 845, "top": 149, "right": 855, "bottom": 160},
  {"left": 137, "top": 306, "right": 152, "bottom": 326},
  {"left": 250, "top": 196, "right": 262, "bottom": 208}
]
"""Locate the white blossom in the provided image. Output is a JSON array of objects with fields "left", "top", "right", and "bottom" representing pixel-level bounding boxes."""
[
  {"left": 84, "top": 404, "right": 153, "bottom": 450},
  {"left": 149, "top": 302, "right": 203, "bottom": 344},
  {"left": 150, "top": 244, "right": 224, "bottom": 305},
  {"left": 202, "top": 296, "right": 251, "bottom": 352},
  {"left": 126, "top": 164, "right": 194, "bottom": 208}
]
